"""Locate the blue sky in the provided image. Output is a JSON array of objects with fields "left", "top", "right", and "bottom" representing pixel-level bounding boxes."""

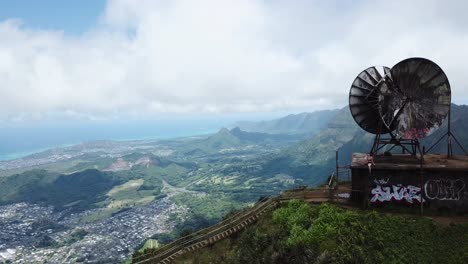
[
  {"left": 1, "top": 0, "right": 468, "bottom": 159},
  {"left": 0, "top": 0, "right": 105, "bottom": 33},
  {"left": 0, "top": 0, "right": 468, "bottom": 123}
]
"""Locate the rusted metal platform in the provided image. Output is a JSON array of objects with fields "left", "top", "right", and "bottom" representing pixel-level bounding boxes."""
[{"left": 351, "top": 153, "right": 468, "bottom": 170}]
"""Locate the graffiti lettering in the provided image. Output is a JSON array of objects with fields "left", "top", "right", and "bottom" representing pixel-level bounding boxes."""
[
  {"left": 371, "top": 183, "right": 423, "bottom": 204},
  {"left": 424, "top": 179, "right": 465, "bottom": 201},
  {"left": 373, "top": 178, "right": 389, "bottom": 185}
]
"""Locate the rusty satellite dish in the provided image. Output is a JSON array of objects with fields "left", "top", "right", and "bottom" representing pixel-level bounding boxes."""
[
  {"left": 349, "top": 66, "right": 394, "bottom": 134},
  {"left": 349, "top": 58, "right": 451, "bottom": 139},
  {"left": 349, "top": 57, "right": 452, "bottom": 155},
  {"left": 390, "top": 58, "right": 451, "bottom": 139}
]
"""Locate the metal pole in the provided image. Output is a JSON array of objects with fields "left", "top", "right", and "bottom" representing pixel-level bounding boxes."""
[
  {"left": 336, "top": 150, "right": 339, "bottom": 183},
  {"left": 420, "top": 146, "right": 425, "bottom": 216},
  {"left": 447, "top": 107, "right": 452, "bottom": 158}
]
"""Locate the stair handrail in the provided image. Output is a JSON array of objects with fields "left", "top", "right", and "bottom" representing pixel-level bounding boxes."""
[
  {"left": 134, "top": 197, "right": 276, "bottom": 263},
  {"left": 133, "top": 196, "right": 276, "bottom": 263}
]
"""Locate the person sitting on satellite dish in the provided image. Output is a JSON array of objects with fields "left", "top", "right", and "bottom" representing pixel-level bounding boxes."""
[{"left": 367, "top": 154, "right": 375, "bottom": 174}]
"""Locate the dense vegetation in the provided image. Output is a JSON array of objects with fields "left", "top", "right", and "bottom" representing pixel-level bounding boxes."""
[
  {"left": 178, "top": 201, "right": 468, "bottom": 264},
  {"left": 0, "top": 168, "right": 153, "bottom": 211},
  {"left": 0, "top": 125, "right": 314, "bottom": 216}
]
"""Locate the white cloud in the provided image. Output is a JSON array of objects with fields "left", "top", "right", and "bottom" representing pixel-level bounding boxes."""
[{"left": 1, "top": 0, "right": 468, "bottom": 121}]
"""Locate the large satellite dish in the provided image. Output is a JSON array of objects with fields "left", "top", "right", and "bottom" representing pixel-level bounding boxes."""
[
  {"left": 349, "top": 58, "right": 451, "bottom": 139},
  {"left": 349, "top": 66, "right": 394, "bottom": 134},
  {"left": 348, "top": 57, "right": 452, "bottom": 155},
  {"left": 390, "top": 58, "right": 451, "bottom": 139}
]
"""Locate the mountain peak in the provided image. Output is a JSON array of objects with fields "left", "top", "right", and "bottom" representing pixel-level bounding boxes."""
[
  {"left": 218, "top": 127, "right": 231, "bottom": 134},
  {"left": 230, "top": 127, "right": 242, "bottom": 133}
]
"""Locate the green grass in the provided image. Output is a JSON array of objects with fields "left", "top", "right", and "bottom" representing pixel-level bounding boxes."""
[
  {"left": 177, "top": 201, "right": 468, "bottom": 264},
  {"left": 171, "top": 193, "right": 244, "bottom": 221},
  {"left": 0, "top": 167, "right": 162, "bottom": 213},
  {"left": 82, "top": 179, "right": 158, "bottom": 222},
  {"left": 107, "top": 179, "right": 144, "bottom": 197}
]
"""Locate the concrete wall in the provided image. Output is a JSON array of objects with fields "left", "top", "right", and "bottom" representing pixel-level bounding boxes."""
[{"left": 351, "top": 167, "right": 468, "bottom": 213}]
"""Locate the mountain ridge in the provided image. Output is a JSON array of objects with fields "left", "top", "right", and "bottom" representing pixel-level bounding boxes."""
[{"left": 232, "top": 109, "right": 339, "bottom": 135}]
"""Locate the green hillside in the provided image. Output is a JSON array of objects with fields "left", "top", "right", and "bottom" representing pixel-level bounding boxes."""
[
  {"left": 421, "top": 104, "right": 468, "bottom": 154},
  {"left": 233, "top": 110, "right": 339, "bottom": 135},
  {"left": 4, "top": 105, "right": 468, "bottom": 263},
  {"left": 224, "top": 103, "right": 468, "bottom": 189},
  {"left": 0, "top": 155, "right": 193, "bottom": 212},
  {"left": 176, "top": 200, "right": 468, "bottom": 264},
  {"left": 247, "top": 106, "right": 358, "bottom": 185},
  {"left": 176, "top": 127, "right": 305, "bottom": 157},
  {"left": 4, "top": 104, "right": 468, "bottom": 218}
]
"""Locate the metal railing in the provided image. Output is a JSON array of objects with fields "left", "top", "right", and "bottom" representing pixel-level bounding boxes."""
[
  {"left": 132, "top": 196, "right": 277, "bottom": 264},
  {"left": 132, "top": 174, "right": 354, "bottom": 264}
]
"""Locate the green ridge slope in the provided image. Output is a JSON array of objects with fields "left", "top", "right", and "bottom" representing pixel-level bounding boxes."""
[{"left": 176, "top": 201, "right": 468, "bottom": 264}]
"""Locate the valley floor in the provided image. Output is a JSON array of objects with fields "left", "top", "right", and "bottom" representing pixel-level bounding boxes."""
[{"left": 0, "top": 197, "right": 188, "bottom": 263}]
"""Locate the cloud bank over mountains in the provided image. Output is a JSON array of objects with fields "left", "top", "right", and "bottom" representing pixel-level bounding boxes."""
[{"left": 1, "top": 0, "right": 468, "bottom": 121}]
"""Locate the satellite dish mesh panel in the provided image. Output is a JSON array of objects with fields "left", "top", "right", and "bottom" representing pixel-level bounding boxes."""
[
  {"left": 349, "top": 66, "right": 394, "bottom": 134},
  {"left": 349, "top": 58, "right": 451, "bottom": 139},
  {"left": 390, "top": 58, "right": 451, "bottom": 139}
]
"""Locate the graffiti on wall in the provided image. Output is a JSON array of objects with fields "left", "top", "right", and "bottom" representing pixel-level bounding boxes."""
[
  {"left": 370, "top": 178, "right": 466, "bottom": 204},
  {"left": 424, "top": 179, "right": 465, "bottom": 201},
  {"left": 370, "top": 179, "right": 424, "bottom": 204}
]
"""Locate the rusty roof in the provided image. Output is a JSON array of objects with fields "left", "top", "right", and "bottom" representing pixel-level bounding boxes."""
[{"left": 351, "top": 153, "right": 468, "bottom": 171}]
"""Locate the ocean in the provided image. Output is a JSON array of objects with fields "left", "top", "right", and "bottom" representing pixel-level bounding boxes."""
[
  {"left": 0, "top": 112, "right": 286, "bottom": 161},
  {"left": 0, "top": 118, "right": 225, "bottom": 161}
]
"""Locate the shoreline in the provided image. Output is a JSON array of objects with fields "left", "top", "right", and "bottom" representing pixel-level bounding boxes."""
[{"left": 0, "top": 129, "right": 217, "bottom": 162}]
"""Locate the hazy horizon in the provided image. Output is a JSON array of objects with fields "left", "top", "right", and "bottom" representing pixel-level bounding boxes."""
[
  {"left": 2, "top": 0, "right": 468, "bottom": 158},
  {"left": 0, "top": 109, "right": 309, "bottom": 160},
  {"left": 2, "top": 0, "right": 468, "bottom": 125}
]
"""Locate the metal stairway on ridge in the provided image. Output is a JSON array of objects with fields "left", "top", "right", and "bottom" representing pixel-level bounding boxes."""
[
  {"left": 132, "top": 196, "right": 278, "bottom": 264},
  {"left": 132, "top": 180, "right": 351, "bottom": 264}
]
